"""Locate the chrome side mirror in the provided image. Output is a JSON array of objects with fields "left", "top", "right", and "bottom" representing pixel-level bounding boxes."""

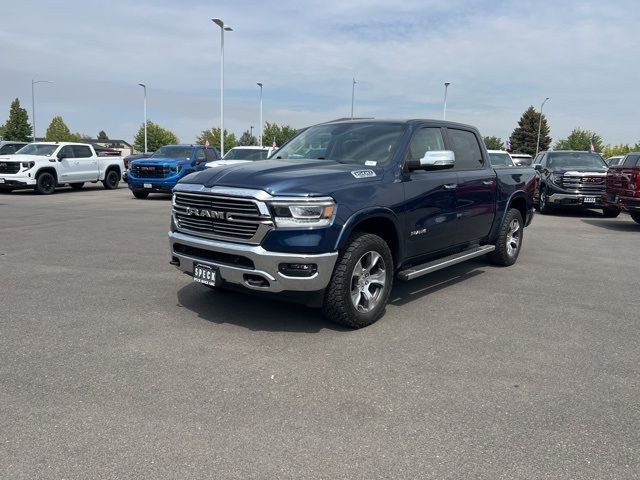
[{"left": 409, "top": 150, "right": 455, "bottom": 170}]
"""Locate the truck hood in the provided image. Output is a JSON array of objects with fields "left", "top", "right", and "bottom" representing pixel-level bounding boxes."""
[
  {"left": 549, "top": 166, "right": 608, "bottom": 175},
  {"left": 180, "top": 159, "right": 384, "bottom": 196},
  {"left": 0, "top": 154, "right": 50, "bottom": 162},
  {"left": 131, "top": 158, "right": 187, "bottom": 168}
]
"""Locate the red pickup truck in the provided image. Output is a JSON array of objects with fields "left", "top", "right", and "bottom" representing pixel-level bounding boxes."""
[{"left": 603, "top": 152, "right": 640, "bottom": 224}]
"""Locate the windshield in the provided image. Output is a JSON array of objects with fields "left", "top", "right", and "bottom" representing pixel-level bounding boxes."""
[
  {"left": 150, "top": 146, "right": 193, "bottom": 160},
  {"left": 15, "top": 144, "right": 57, "bottom": 156},
  {"left": 274, "top": 122, "right": 405, "bottom": 165},
  {"left": 489, "top": 152, "right": 514, "bottom": 166},
  {"left": 548, "top": 152, "right": 607, "bottom": 169},
  {"left": 223, "top": 148, "right": 269, "bottom": 160}
]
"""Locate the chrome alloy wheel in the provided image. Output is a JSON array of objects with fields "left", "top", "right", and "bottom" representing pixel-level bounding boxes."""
[
  {"left": 350, "top": 251, "right": 387, "bottom": 313},
  {"left": 506, "top": 218, "right": 521, "bottom": 257}
]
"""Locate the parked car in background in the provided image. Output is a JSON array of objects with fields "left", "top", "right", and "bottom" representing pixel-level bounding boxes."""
[
  {"left": 487, "top": 150, "right": 515, "bottom": 167},
  {"left": 122, "top": 153, "right": 151, "bottom": 182},
  {"left": 606, "top": 155, "right": 625, "bottom": 167},
  {"left": 0, "top": 141, "right": 28, "bottom": 155},
  {"left": 205, "top": 146, "right": 276, "bottom": 169},
  {"left": 603, "top": 152, "right": 640, "bottom": 224},
  {"left": 510, "top": 153, "right": 534, "bottom": 166},
  {"left": 532, "top": 150, "right": 618, "bottom": 216},
  {"left": 0, "top": 142, "right": 123, "bottom": 194},
  {"left": 169, "top": 119, "right": 536, "bottom": 328},
  {"left": 127, "top": 145, "right": 220, "bottom": 199}
]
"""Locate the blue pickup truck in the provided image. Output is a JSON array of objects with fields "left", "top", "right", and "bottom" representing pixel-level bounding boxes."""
[
  {"left": 128, "top": 144, "right": 220, "bottom": 198},
  {"left": 169, "top": 119, "right": 536, "bottom": 328}
]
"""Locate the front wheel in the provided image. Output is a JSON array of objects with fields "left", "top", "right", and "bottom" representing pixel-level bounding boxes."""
[
  {"left": 35, "top": 172, "right": 56, "bottom": 195},
  {"left": 631, "top": 212, "right": 640, "bottom": 225},
  {"left": 322, "top": 232, "right": 393, "bottom": 329},
  {"left": 538, "top": 187, "right": 554, "bottom": 214},
  {"left": 103, "top": 170, "right": 120, "bottom": 190},
  {"left": 602, "top": 207, "right": 620, "bottom": 218},
  {"left": 488, "top": 208, "right": 523, "bottom": 266},
  {"left": 132, "top": 189, "right": 149, "bottom": 199}
]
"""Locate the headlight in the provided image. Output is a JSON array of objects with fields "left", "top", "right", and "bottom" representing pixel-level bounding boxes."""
[
  {"left": 21, "top": 161, "right": 35, "bottom": 170},
  {"left": 552, "top": 173, "right": 563, "bottom": 184},
  {"left": 172, "top": 164, "right": 181, "bottom": 173},
  {"left": 269, "top": 199, "right": 336, "bottom": 228}
]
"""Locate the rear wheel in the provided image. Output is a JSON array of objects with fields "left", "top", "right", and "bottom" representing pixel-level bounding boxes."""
[
  {"left": 631, "top": 212, "right": 640, "bottom": 225},
  {"left": 35, "top": 172, "right": 56, "bottom": 195},
  {"left": 538, "top": 187, "right": 554, "bottom": 214},
  {"left": 322, "top": 232, "right": 393, "bottom": 329},
  {"left": 602, "top": 207, "right": 620, "bottom": 218},
  {"left": 69, "top": 182, "right": 84, "bottom": 190},
  {"left": 488, "top": 208, "right": 523, "bottom": 266},
  {"left": 103, "top": 169, "right": 120, "bottom": 190},
  {"left": 132, "top": 189, "right": 149, "bottom": 199}
]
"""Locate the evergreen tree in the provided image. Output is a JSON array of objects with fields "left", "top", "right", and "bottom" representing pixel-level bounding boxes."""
[
  {"left": 45, "top": 115, "right": 76, "bottom": 142},
  {"left": 3, "top": 98, "right": 32, "bottom": 141},
  {"left": 509, "top": 106, "right": 551, "bottom": 155},
  {"left": 97, "top": 130, "right": 108, "bottom": 140},
  {"left": 554, "top": 128, "right": 603, "bottom": 152},
  {"left": 483, "top": 136, "right": 505, "bottom": 150},
  {"left": 195, "top": 128, "right": 237, "bottom": 153},
  {"left": 133, "top": 121, "right": 179, "bottom": 152},
  {"left": 237, "top": 130, "right": 257, "bottom": 146}
]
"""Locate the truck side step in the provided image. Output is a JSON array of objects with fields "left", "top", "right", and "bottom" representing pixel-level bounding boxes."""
[{"left": 397, "top": 245, "right": 495, "bottom": 281}]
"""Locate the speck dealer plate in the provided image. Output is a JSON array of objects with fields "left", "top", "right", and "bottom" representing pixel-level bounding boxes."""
[
  {"left": 193, "top": 263, "right": 218, "bottom": 287},
  {"left": 143, "top": 183, "right": 152, "bottom": 189},
  {"left": 583, "top": 197, "right": 596, "bottom": 204}
]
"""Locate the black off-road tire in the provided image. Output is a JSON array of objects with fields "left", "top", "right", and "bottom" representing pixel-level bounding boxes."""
[
  {"left": 631, "top": 212, "right": 640, "bottom": 225},
  {"left": 602, "top": 207, "right": 620, "bottom": 218},
  {"left": 322, "top": 232, "right": 394, "bottom": 329},
  {"left": 35, "top": 171, "right": 56, "bottom": 195},
  {"left": 103, "top": 169, "right": 120, "bottom": 190},
  {"left": 538, "top": 186, "right": 554, "bottom": 214},
  {"left": 488, "top": 208, "right": 524, "bottom": 267},
  {"left": 69, "top": 182, "right": 84, "bottom": 190},
  {"left": 132, "top": 189, "right": 149, "bottom": 199}
]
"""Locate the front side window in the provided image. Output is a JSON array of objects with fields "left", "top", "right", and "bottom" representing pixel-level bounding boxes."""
[
  {"left": 447, "top": 129, "right": 484, "bottom": 170},
  {"left": 405, "top": 127, "right": 445, "bottom": 164},
  {"left": 59, "top": 145, "right": 75, "bottom": 158}
]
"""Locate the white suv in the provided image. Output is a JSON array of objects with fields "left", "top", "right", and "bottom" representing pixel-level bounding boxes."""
[{"left": 0, "top": 142, "right": 124, "bottom": 194}]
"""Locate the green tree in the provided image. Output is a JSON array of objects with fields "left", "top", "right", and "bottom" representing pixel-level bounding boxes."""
[
  {"left": 554, "top": 128, "right": 603, "bottom": 152},
  {"left": 3, "top": 98, "right": 32, "bottom": 141},
  {"left": 602, "top": 142, "right": 640, "bottom": 158},
  {"left": 45, "top": 115, "right": 77, "bottom": 142},
  {"left": 509, "top": 106, "right": 551, "bottom": 155},
  {"left": 97, "top": 130, "right": 108, "bottom": 140},
  {"left": 133, "top": 121, "right": 179, "bottom": 152},
  {"left": 262, "top": 122, "right": 297, "bottom": 147},
  {"left": 483, "top": 136, "right": 504, "bottom": 150},
  {"left": 0, "top": 124, "right": 5, "bottom": 139},
  {"left": 237, "top": 130, "right": 257, "bottom": 146},
  {"left": 195, "top": 128, "right": 237, "bottom": 153}
]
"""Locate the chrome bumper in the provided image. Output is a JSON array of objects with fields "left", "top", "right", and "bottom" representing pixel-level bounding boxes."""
[
  {"left": 549, "top": 193, "right": 603, "bottom": 204},
  {"left": 169, "top": 231, "right": 338, "bottom": 293}
]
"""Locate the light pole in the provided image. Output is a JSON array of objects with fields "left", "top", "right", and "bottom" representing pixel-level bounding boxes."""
[
  {"left": 257, "top": 82, "right": 263, "bottom": 147},
  {"left": 536, "top": 97, "right": 550, "bottom": 155},
  {"left": 250, "top": 125, "right": 254, "bottom": 139},
  {"left": 138, "top": 83, "right": 147, "bottom": 153},
  {"left": 350, "top": 78, "right": 357, "bottom": 119},
  {"left": 212, "top": 18, "right": 233, "bottom": 156},
  {"left": 443, "top": 82, "right": 451, "bottom": 120},
  {"left": 31, "top": 79, "right": 52, "bottom": 142}
]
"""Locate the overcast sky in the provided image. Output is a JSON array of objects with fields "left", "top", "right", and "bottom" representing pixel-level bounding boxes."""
[{"left": 1, "top": 0, "right": 638, "bottom": 145}]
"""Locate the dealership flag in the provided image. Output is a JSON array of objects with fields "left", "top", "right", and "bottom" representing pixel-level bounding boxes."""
[
  {"left": 589, "top": 137, "right": 595, "bottom": 153},
  {"left": 505, "top": 139, "right": 511, "bottom": 151},
  {"left": 204, "top": 140, "right": 210, "bottom": 148},
  {"left": 272, "top": 137, "right": 277, "bottom": 148}
]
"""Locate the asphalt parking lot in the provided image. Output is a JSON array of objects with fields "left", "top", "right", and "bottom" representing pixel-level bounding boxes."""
[{"left": 1, "top": 185, "right": 639, "bottom": 480}]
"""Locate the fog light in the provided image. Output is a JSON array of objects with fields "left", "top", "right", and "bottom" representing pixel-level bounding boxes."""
[{"left": 278, "top": 263, "right": 317, "bottom": 277}]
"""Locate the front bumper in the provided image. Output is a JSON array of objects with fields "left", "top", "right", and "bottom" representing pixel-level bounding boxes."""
[
  {"left": 548, "top": 192, "right": 604, "bottom": 207},
  {"left": 169, "top": 230, "right": 338, "bottom": 293},
  {"left": 0, "top": 174, "right": 35, "bottom": 188},
  {"left": 128, "top": 176, "right": 177, "bottom": 192}
]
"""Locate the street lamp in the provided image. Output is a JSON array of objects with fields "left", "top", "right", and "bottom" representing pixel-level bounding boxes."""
[
  {"left": 31, "top": 79, "right": 52, "bottom": 142},
  {"left": 257, "top": 82, "right": 263, "bottom": 147},
  {"left": 536, "top": 97, "right": 550, "bottom": 155},
  {"left": 443, "top": 82, "right": 451, "bottom": 120},
  {"left": 138, "top": 83, "right": 147, "bottom": 153},
  {"left": 212, "top": 18, "right": 233, "bottom": 156},
  {"left": 351, "top": 78, "right": 357, "bottom": 119},
  {"left": 250, "top": 125, "right": 254, "bottom": 139}
]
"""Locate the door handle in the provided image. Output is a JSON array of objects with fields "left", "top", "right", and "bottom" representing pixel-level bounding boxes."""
[
  {"left": 482, "top": 180, "right": 494, "bottom": 185},
  {"left": 443, "top": 183, "right": 457, "bottom": 190}
]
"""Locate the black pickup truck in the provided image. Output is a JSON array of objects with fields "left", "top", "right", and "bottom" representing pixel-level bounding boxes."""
[{"left": 169, "top": 119, "right": 536, "bottom": 328}]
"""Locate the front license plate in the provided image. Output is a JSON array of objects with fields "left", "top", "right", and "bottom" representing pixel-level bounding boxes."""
[
  {"left": 583, "top": 197, "right": 596, "bottom": 204},
  {"left": 193, "top": 263, "right": 217, "bottom": 286},
  {"left": 0, "top": 178, "right": 5, "bottom": 184},
  {"left": 143, "top": 183, "right": 152, "bottom": 189}
]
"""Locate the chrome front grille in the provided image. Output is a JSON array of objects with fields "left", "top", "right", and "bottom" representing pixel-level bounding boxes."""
[
  {"left": 172, "top": 192, "right": 273, "bottom": 244},
  {"left": 561, "top": 175, "right": 606, "bottom": 194},
  {"left": 0, "top": 161, "right": 20, "bottom": 174}
]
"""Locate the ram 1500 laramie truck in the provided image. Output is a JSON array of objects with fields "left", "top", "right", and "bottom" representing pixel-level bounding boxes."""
[
  {"left": 603, "top": 152, "right": 640, "bottom": 224},
  {"left": 0, "top": 142, "right": 124, "bottom": 194},
  {"left": 169, "top": 119, "right": 536, "bottom": 328},
  {"left": 127, "top": 144, "right": 220, "bottom": 198}
]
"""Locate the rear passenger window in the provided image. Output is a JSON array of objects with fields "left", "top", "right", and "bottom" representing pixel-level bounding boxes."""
[
  {"left": 447, "top": 129, "right": 484, "bottom": 170},
  {"left": 72, "top": 145, "right": 93, "bottom": 158}
]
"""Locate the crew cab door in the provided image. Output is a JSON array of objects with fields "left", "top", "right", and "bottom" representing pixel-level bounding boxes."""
[
  {"left": 56, "top": 145, "right": 79, "bottom": 182},
  {"left": 402, "top": 126, "right": 458, "bottom": 258},
  {"left": 72, "top": 145, "right": 99, "bottom": 181},
  {"left": 445, "top": 128, "right": 496, "bottom": 244}
]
